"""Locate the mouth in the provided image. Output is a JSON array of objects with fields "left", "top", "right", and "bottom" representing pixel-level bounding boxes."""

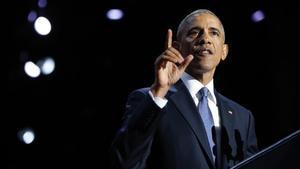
[{"left": 195, "top": 47, "right": 213, "bottom": 56}]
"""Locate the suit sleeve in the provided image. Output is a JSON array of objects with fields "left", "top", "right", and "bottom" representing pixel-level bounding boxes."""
[
  {"left": 110, "top": 89, "right": 166, "bottom": 169},
  {"left": 246, "top": 111, "right": 259, "bottom": 158}
]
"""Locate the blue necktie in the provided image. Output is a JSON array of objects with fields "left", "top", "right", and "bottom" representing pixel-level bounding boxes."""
[{"left": 198, "top": 87, "right": 215, "bottom": 161}]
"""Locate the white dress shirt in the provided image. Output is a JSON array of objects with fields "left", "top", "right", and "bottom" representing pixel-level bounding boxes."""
[{"left": 149, "top": 72, "right": 220, "bottom": 127}]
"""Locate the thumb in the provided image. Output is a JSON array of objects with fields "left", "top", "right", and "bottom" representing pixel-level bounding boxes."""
[{"left": 179, "top": 54, "right": 193, "bottom": 71}]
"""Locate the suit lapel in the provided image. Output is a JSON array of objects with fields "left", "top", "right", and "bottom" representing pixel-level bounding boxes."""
[
  {"left": 215, "top": 91, "right": 234, "bottom": 142},
  {"left": 215, "top": 90, "right": 235, "bottom": 169},
  {"left": 169, "top": 81, "right": 215, "bottom": 167}
]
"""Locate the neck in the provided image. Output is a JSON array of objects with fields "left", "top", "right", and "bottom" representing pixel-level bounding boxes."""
[{"left": 186, "top": 69, "right": 215, "bottom": 85}]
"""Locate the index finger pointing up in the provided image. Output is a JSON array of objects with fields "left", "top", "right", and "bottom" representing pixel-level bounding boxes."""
[{"left": 165, "top": 29, "right": 173, "bottom": 49}]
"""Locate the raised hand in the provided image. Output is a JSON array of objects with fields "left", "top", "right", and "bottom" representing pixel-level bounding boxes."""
[{"left": 151, "top": 29, "right": 193, "bottom": 98}]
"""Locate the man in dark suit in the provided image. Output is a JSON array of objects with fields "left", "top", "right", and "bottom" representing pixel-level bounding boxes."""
[{"left": 110, "top": 9, "right": 258, "bottom": 169}]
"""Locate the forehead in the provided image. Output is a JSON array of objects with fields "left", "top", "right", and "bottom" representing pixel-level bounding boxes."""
[{"left": 184, "top": 13, "right": 223, "bottom": 31}]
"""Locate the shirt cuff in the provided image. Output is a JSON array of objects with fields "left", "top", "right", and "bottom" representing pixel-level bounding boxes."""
[{"left": 148, "top": 90, "right": 168, "bottom": 108}]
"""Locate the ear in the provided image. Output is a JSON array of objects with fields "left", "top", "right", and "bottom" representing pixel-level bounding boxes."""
[
  {"left": 221, "top": 43, "right": 229, "bottom": 61},
  {"left": 172, "top": 41, "right": 181, "bottom": 50}
]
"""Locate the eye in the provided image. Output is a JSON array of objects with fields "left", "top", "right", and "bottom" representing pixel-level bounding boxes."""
[
  {"left": 211, "top": 30, "right": 220, "bottom": 36},
  {"left": 188, "top": 29, "right": 200, "bottom": 37}
]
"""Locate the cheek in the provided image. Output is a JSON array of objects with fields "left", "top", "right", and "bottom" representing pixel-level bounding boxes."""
[
  {"left": 213, "top": 46, "right": 224, "bottom": 62},
  {"left": 215, "top": 43, "right": 224, "bottom": 55},
  {"left": 181, "top": 43, "right": 193, "bottom": 54}
]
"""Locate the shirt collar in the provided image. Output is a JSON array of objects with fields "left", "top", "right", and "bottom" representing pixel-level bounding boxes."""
[{"left": 181, "top": 72, "right": 216, "bottom": 104}]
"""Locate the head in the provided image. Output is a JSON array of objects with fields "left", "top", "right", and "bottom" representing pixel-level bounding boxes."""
[{"left": 175, "top": 9, "right": 228, "bottom": 79}]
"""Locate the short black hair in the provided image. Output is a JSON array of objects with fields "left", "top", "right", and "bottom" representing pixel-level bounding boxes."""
[{"left": 176, "top": 9, "right": 225, "bottom": 42}]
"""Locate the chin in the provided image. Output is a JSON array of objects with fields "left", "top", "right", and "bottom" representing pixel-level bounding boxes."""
[
  {"left": 188, "top": 63, "right": 214, "bottom": 74},
  {"left": 187, "top": 67, "right": 205, "bottom": 75}
]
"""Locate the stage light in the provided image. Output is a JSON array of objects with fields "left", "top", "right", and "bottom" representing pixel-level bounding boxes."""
[
  {"left": 34, "top": 16, "right": 52, "bottom": 36},
  {"left": 252, "top": 10, "right": 265, "bottom": 23},
  {"left": 28, "top": 10, "right": 37, "bottom": 22},
  {"left": 106, "top": 9, "right": 124, "bottom": 20},
  {"left": 38, "top": 0, "right": 47, "bottom": 8},
  {"left": 37, "top": 57, "right": 55, "bottom": 75},
  {"left": 18, "top": 128, "right": 35, "bottom": 144},
  {"left": 23, "top": 131, "right": 35, "bottom": 144},
  {"left": 24, "top": 61, "right": 41, "bottom": 78}
]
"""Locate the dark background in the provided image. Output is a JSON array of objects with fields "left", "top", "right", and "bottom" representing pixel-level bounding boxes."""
[{"left": 3, "top": 0, "right": 300, "bottom": 168}]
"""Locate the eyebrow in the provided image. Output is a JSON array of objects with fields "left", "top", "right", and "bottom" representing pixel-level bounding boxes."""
[
  {"left": 210, "top": 27, "right": 221, "bottom": 34},
  {"left": 188, "top": 26, "right": 221, "bottom": 34}
]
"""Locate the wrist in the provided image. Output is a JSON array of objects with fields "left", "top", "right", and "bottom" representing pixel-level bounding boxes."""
[{"left": 150, "top": 84, "right": 169, "bottom": 98}]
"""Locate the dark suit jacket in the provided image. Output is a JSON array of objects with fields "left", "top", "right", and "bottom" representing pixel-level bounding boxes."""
[{"left": 110, "top": 80, "right": 258, "bottom": 169}]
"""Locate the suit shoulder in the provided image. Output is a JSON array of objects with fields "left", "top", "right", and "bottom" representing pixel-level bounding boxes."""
[
  {"left": 217, "top": 92, "right": 251, "bottom": 113},
  {"left": 129, "top": 87, "right": 150, "bottom": 96},
  {"left": 126, "top": 87, "right": 151, "bottom": 103}
]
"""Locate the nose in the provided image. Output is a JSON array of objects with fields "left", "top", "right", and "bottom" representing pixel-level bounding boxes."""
[{"left": 198, "top": 31, "right": 211, "bottom": 45}]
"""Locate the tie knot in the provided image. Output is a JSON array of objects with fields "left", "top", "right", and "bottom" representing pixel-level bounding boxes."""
[{"left": 199, "top": 87, "right": 209, "bottom": 97}]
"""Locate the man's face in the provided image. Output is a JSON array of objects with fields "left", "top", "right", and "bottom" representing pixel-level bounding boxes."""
[{"left": 177, "top": 13, "right": 228, "bottom": 76}]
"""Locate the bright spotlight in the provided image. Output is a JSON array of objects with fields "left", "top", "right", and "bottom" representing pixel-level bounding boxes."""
[
  {"left": 34, "top": 16, "right": 52, "bottom": 35},
  {"left": 18, "top": 128, "right": 35, "bottom": 144},
  {"left": 24, "top": 61, "right": 41, "bottom": 78},
  {"left": 106, "top": 9, "right": 124, "bottom": 20},
  {"left": 38, "top": 57, "right": 55, "bottom": 75},
  {"left": 23, "top": 131, "right": 35, "bottom": 144}
]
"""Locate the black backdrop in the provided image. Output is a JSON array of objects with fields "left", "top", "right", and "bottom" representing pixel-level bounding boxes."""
[{"left": 3, "top": 0, "right": 300, "bottom": 168}]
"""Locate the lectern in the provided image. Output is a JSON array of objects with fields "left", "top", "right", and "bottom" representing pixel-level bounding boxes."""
[{"left": 231, "top": 129, "right": 300, "bottom": 169}]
